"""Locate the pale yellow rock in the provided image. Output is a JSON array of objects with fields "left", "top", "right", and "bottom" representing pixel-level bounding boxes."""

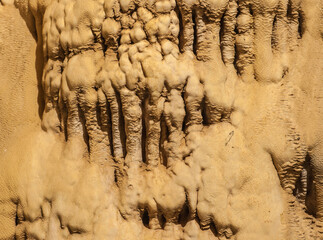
[{"left": 0, "top": 0, "right": 322, "bottom": 239}]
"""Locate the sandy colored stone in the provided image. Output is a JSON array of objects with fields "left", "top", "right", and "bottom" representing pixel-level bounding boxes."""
[{"left": 0, "top": 0, "right": 322, "bottom": 239}]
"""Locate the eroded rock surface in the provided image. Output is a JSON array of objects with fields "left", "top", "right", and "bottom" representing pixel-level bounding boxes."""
[{"left": 0, "top": 0, "right": 322, "bottom": 239}]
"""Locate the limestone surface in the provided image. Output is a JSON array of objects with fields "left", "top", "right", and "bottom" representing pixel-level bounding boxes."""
[{"left": 0, "top": 0, "right": 322, "bottom": 239}]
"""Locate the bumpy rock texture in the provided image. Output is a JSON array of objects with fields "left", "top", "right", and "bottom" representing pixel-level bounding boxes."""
[{"left": 0, "top": 0, "right": 322, "bottom": 239}]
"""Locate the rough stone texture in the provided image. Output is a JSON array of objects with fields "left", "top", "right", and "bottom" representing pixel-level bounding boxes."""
[{"left": 0, "top": 0, "right": 322, "bottom": 239}]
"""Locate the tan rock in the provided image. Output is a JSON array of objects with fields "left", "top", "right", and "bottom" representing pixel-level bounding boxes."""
[{"left": 0, "top": 0, "right": 322, "bottom": 239}]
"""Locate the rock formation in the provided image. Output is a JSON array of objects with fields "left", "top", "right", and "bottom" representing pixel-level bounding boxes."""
[{"left": 0, "top": 0, "right": 322, "bottom": 239}]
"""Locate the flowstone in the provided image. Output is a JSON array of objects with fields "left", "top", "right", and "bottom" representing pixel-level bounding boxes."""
[{"left": 0, "top": 0, "right": 322, "bottom": 239}]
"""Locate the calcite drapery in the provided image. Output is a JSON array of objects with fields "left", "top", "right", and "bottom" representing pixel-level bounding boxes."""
[{"left": 0, "top": 0, "right": 322, "bottom": 239}]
